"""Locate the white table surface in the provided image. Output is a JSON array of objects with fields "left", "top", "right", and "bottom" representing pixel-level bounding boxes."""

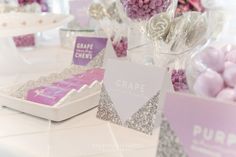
[{"left": 0, "top": 42, "right": 158, "bottom": 157}]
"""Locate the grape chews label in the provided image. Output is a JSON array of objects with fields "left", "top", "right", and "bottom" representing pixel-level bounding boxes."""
[{"left": 73, "top": 36, "right": 107, "bottom": 66}]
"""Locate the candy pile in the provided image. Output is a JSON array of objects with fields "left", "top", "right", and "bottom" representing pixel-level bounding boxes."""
[
  {"left": 171, "top": 69, "right": 189, "bottom": 92},
  {"left": 120, "top": 0, "right": 171, "bottom": 21},
  {"left": 111, "top": 36, "right": 128, "bottom": 57},
  {"left": 193, "top": 45, "right": 236, "bottom": 102},
  {"left": 18, "top": 0, "right": 49, "bottom": 12},
  {"left": 176, "top": 0, "right": 204, "bottom": 16},
  {"left": 13, "top": 34, "right": 35, "bottom": 48}
]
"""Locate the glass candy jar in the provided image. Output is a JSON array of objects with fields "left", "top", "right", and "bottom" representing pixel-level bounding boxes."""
[
  {"left": 186, "top": 42, "right": 236, "bottom": 102},
  {"left": 146, "top": 11, "right": 211, "bottom": 91},
  {"left": 186, "top": 0, "right": 236, "bottom": 99}
]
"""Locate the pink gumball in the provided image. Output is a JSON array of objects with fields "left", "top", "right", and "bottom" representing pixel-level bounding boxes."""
[
  {"left": 225, "top": 50, "right": 236, "bottom": 64},
  {"left": 193, "top": 69, "right": 224, "bottom": 97},
  {"left": 217, "top": 88, "right": 236, "bottom": 102},
  {"left": 224, "top": 61, "right": 235, "bottom": 69},
  {"left": 144, "top": 0, "right": 150, "bottom": 3},
  {"left": 199, "top": 47, "right": 224, "bottom": 72},
  {"left": 223, "top": 64, "right": 236, "bottom": 87},
  {"left": 222, "top": 44, "right": 236, "bottom": 56}
]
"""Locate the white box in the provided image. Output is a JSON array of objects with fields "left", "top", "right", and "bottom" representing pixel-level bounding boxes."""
[{"left": 0, "top": 89, "right": 101, "bottom": 122}]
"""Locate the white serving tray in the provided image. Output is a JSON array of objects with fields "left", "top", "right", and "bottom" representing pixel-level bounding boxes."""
[
  {"left": 0, "top": 13, "right": 74, "bottom": 37},
  {"left": 0, "top": 65, "right": 103, "bottom": 121},
  {"left": 0, "top": 89, "right": 100, "bottom": 122}
]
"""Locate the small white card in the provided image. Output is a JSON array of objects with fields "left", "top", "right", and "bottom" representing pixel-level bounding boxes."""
[{"left": 97, "top": 59, "right": 173, "bottom": 135}]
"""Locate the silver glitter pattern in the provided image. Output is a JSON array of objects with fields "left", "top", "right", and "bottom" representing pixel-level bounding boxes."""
[
  {"left": 10, "top": 65, "right": 87, "bottom": 99},
  {"left": 97, "top": 85, "right": 122, "bottom": 125},
  {"left": 124, "top": 92, "right": 160, "bottom": 135},
  {"left": 87, "top": 49, "right": 105, "bottom": 68},
  {"left": 156, "top": 114, "right": 188, "bottom": 157},
  {"left": 97, "top": 85, "right": 160, "bottom": 135}
]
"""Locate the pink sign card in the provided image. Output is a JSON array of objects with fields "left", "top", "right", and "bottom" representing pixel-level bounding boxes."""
[{"left": 158, "top": 92, "right": 236, "bottom": 157}]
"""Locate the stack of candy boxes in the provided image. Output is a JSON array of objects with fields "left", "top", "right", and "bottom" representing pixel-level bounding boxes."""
[{"left": 26, "top": 68, "right": 104, "bottom": 106}]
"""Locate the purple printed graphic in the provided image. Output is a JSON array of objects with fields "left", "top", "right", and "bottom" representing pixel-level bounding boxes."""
[
  {"left": 73, "top": 36, "right": 107, "bottom": 66},
  {"left": 164, "top": 92, "right": 236, "bottom": 157},
  {"left": 26, "top": 86, "right": 70, "bottom": 106}
]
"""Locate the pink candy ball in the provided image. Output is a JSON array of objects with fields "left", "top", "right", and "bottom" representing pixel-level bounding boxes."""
[
  {"left": 217, "top": 88, "right": 236, "bottom": 101},
  {"left": 192, "top": 45, "right": 236, "bottom": 102},
  {"left": 225, "top": 50, "right": 236, "bottom": 63},
  {"left": 193, "top": 69, "right": 224, "bottom": 97},
  {"left": 223, "top": 64, "right": 236, "bottom": 87},
  {"left": 224, "top": 61, "right": 235, "bottom": 69},
  {"left": 199, "top": 47, "right": 224, "bottom": 72},
  {"left": 222, "top": 44, "right": 236, "bottom": 56}
]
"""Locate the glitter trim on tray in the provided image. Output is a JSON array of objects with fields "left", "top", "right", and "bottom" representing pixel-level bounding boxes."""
[
  {"left": 97, "top": 85, "right": 160, "bottom": 135},
  {"left": 10, "top": 50, "right": 105, "bottom": 99}
]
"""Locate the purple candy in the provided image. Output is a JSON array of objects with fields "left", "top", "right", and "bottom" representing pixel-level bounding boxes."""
[
  {"left": 120, "top": 0, "right": 171, "bottom": 20},
  {"left": 53, "top": 81, "right": 84, "bottom": 90},
  {"left": 171, "top": 69, "right": 189, "bottom": 92},
  {"left": 72, "top": 68, "right": 104, "bottom": 83},
  {"left": 111, "top": 36, "right": 128, "bottom": 58}
]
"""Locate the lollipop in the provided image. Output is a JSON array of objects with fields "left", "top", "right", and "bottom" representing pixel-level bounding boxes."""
[
  {"left": 89, "top": 1, "right": 128, "bottom": 58},
  {"left": 89, "top": 3, "right": 105, "bottom": 20},
  {"left": 146, "top": 12, "right": 171, "bottom": 40}
]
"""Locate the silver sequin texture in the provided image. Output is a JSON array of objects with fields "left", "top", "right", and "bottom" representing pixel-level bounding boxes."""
[
  {"left": 87, "top": 49, "right": 105, "bottom": 68},
  {"left": 97, "top": 85, "right": 160, "bottom": 135},
  {"left": 97, "top": 86, "right": 122, "bottom": 125},
  {"left": 156, "top": 115, "right": 188, "bottom": 157},
  {"left": 11, "top": 65, "right": 86, "bottom": 99}
]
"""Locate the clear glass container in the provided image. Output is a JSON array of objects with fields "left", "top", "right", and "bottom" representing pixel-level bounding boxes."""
[{"left": 186, "top": 0, "right": 236, "bottom": 99}]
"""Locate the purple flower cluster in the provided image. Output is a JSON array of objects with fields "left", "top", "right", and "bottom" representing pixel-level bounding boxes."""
[
  {"left": 171, "top": 69, "right": 189, "bottom": 92},
  {"left": 111, "top": 37, "right": 128, "bottom": 58},
  {"left": 13, "top": 34, "right": 35, "bottom": 48},
  {"left": 18, "top": 0, "right": 49, "bottom": 12},
  {"left": 120, "top": 0, "right": 171, "bottom": 21}
]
